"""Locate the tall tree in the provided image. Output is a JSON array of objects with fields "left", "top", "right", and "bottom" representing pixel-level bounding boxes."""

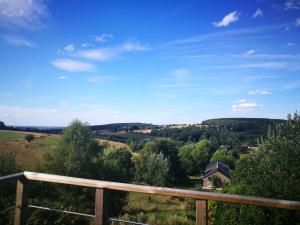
[{"left": 213, "top": 112, "right": 300, "bottom": 225}]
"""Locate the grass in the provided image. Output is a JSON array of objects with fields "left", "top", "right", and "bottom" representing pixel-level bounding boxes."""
[
  {"left": 0, "top": 130, "right": 59, "bottom": 169},
  {"left": 117, "top": 192, "right": 196, "bottom": 225}
]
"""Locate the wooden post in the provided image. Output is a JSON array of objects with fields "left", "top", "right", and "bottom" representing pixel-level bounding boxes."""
[
  {"left": 196, "top": 200, "right": 207, "bottom": 225},
  {"left": 14, "top": 178, "right": 29, "bottom": 225},
  {"left": 94, "top": 188, "right": 106, "bottom": 225}
]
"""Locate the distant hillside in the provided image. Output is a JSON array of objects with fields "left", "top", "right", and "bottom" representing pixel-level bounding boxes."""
[
  {"left": 90, "top": 123, "right": 158, "bottom": 132},
  {"left": 202, "top": 118, "right": 285, "bottom": 132}
]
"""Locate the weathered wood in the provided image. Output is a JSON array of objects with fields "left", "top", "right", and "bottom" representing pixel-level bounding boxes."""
[
  {"left": 14, "top": 178, "right": 29, "bottom": 225},
  {"left": 23, "top": 171, "right": 300, "bottom": 210},
  {"left": 196, "top": 200, "right": 207, "bottom": 225},
  {"left": 94, "top": 188, "right": 106, "bottom": 225}
]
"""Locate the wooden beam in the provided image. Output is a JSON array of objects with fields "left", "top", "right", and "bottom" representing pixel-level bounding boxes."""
[
  {"left": 0, "top": 172, "right": 24, "bottom": 183},
  {"left": 196, "top": 200, "right": 207, "bottom": 225},
  {"left": 14, "top": 178, "right": 29, "bottom": 225},
  {"left": 23, "top": 172, "right": 300, "bottom": 210},
  {"left": 94, "top": 188, "right": 106, "bottom": 225}
]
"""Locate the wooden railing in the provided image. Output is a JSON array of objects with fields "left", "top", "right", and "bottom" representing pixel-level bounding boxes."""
[{"left": 1, "top": 171, "right": 300, "bottom": 225}]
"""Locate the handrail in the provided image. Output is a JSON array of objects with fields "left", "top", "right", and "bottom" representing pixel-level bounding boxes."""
[
  {"left": 0, "top": 172, "right": 24, "bottom": 182},
  {"left": 23, "top": 171, "right": 300, "bottom": 210}
]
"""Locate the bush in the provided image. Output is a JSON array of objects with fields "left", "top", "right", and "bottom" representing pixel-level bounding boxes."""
[{"left": 25, "top": 134, "right": 34, "bottom": 142}]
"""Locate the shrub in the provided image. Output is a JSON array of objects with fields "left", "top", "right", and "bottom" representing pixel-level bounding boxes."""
[{"left": 25, "top": 134, "right": 34, "bottom": 142}]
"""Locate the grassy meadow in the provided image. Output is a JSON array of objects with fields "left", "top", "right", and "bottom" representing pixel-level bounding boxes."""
[{"left": 0, "top": 129, "right": 200, "bottom": 225}]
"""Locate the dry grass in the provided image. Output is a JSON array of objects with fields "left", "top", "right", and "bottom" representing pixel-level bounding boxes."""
[
  {"left": 97, "top": 139, "right": 128, "bottom": 149},
  {"left": 0, "top": 130, "right": 59, "bottom": 169},
  {"left": 118, "top": 192, "right": 195, "bottom": 225}
]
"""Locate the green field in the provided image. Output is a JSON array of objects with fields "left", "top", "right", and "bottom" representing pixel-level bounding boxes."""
[{"left": 0, "top": 130, "right": 59, "bottom": 169}]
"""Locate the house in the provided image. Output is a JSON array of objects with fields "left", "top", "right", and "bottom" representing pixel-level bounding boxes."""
[{"left": 203, "top": 161, "right": 230, "bottom": 189}]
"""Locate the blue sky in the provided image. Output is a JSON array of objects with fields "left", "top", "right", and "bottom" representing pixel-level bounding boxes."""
[{"left": 0, "top": 0, "right": 300, "bottom": 126}]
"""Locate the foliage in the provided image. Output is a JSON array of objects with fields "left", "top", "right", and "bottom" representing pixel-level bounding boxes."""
[
  {"left": 178, "top": 139, "right": 214, "bottom": 175},
  {"left": 46, "top": 119, "right": 99, "bottom": 178},
  {"left": 135, "top": 152, "right": 170, "bottom": 186},
  {"left": 210, "top": 149, "right": 236, "bottom": 169},
  {"left": 212, "top": 112, "right": 300, "bottom": 225},
  {"left": 0, "top": 121, "right": 6, "bottom": 129},
  {"left": 101, "top": 148, "right": 134, "bottom": 182},
  {"left": 25, "top": 134, "right": 34, "bottom": 142},
  {"left": 0, "top": 152, "right": 19, "bottom": 225},
  {"left": 140, "top": 140, "right": 186, "bottom": 184},
  {"left": 211, "top": 176, "right": 223, "bottom": 188}
]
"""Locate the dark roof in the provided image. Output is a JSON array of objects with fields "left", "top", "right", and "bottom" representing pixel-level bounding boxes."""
[{"left": 203, "top": 161, "right": 230, "bottom": 178}]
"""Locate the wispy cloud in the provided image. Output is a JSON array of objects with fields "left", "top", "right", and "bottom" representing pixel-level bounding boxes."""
[
  {"left": 248, "top": 89, "right": 272, "bottom": 95},
  {"left": 94, "top": 34, "right": 114, "bottom": 42},
  {"left": 244, "top": 49, "right": 256, "bottom": 55},
  {"left": 3, "top": 35, "right": 34, "bottom": 47},
  {"left": 171, "top": 68, "right": 190, "bottom": 81},
  {"left": 232, "top": 99, "right": 261, "bottom": 111},
  {"left": 58, "top": 76, "right": 68, "bottom": 80},
  {"left": 253, "top": 8, "right": 263, "bottom": 18},
  {"left": 0, "top": 0, "right": 48, "bottom": 29},
  {"left": 211, "top": 62, "right": 299, "bottom": 70},
  {"left": 52, "top": 59, "right": 96, "bottom": 72},
  {"left": 285, "top": 0, "right": 300, "bottom": 10},
  {"left": 283, "top": 81, "right": 300, "bottom": 90},
  {"left": 79, "top": 42, "right": 149, "bottom": 61},
  {"left": 64, "top": 44, "right": 75, "bottom": 52},
  {"left": 87, "top": 75, "right": 116, "bottom": 84},
  {"left": 296, "top": 18, "right": 300, "bottom": 26},
  {"left": 213, "top": 11, "right": 239, "bottom": 27},
  {"left": 0, "top": 92, "right": 15, "bottom": 97}
]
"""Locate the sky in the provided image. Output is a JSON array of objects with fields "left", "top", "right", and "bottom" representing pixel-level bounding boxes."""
[{"left": 0, "top": 0, "right": 300, "bottom": 126}]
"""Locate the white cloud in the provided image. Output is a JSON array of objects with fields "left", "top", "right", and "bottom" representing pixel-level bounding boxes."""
[
  {"left": 232, "top": 99, "right": 260, "bottom": 111},
  {"left": 248, "top": 89, "right": 272, "bottom": 95},
  {"left": 296, "top": 18, "right": 300, "bottom": 26},
  {"left": 87, "top": 75, "right": 115, "bottom": 84},
  {"left": 213, "top": 11, "right": 239, "bottom": 27},
  {"left": 3, "top": 35, "right": 34, "bottom": 47},
  {"left": 285, "top": 0, "right": 300, "bottom": 10},
  {"left": 0, "top": 104, "right": 131, "bottom": 126},
  {"left": 0, "top": 0, "right": 48, "bottom": 29},
  {"left": 81, "top": 43, "right": 93, "bottom": 48},
  {"left": 287, "top": 42, "right": 295, "bottom": 46},
  {"left": 94, "top": 34, "right": 114, "bottom": 42},
  {"left": 253, "top": 8, "right": 263, "bottom": 18},
  {"left": 244, "top": 49, "right": 255, "bottom": 55},
  {"left": 171, "top": 68, "right": 190, "bottom": 81},
  {"left": 52, "top": 59, "right": 95, "bottom": 72},
  {"left": 283, "top": 81, "right": 300, "bottom": 90},
  {"left": 64, "top": 44, "right": 75, "bottom": 52},
  {"left": 58, "top": 76, "right": 68, "bottom": 80},
  {"left": 79, "top": 42, "right": 149, "bottom": 61},
  {"left": 0, "top": 92, "right": 15, "bottom": 97}
]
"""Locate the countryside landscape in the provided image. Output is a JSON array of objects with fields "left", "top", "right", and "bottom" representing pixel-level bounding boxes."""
[{"left": 1, "top": 0, "right": 300, "bottom": 224}]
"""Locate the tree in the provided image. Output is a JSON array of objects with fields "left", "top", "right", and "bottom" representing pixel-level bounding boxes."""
[
  {"left": 135, "top": 152, "right": 170, "bottom": 186},
  {"left": 213, "top": 112, "right": 300, "bottom": 225},
  {"left": 101, "top": 148, "right": 134, "bottom": 182},
  {"left": 25, "top": 134, "right": 34, "bottom": 142},
  {"left": 210, "top": 149, "right": 235, "bottom": 169},
  {"left": 46, "top": 119, "right": 99, "bottom": 178},
  {"left": 178, "top": 144, "right": 195, "bottom": 174},
  {"left": 178, "top": 139, "right": 215, "bottom": 175},
  {"left": 141, "top": 140, "right": 186, "bottom": 184}
]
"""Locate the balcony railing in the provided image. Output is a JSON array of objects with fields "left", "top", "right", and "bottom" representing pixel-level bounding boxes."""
[{"left": 1, "top": 171, "right": 300, "bottom": 225}]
